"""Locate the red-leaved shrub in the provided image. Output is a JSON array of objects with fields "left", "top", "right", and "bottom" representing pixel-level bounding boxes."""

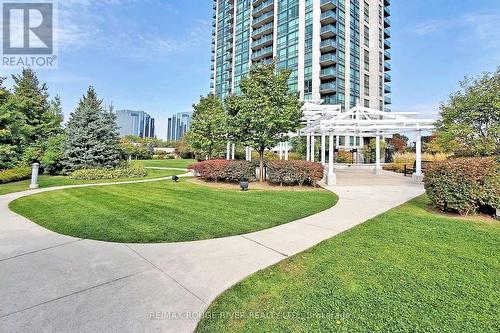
[
  {"left": 188, "top": 160, "right": 255, "bottom": 182},
  {"left": 424, "top": 157, "right": 500, "bottom": 215},
  {"left": 267, "top": 160, "right": 324, "bottom": 186}
]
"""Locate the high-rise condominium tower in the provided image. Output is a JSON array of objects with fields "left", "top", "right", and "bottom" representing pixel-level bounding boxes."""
[{"left": 210, "top": 0, "right": 391, "bottom": 111}]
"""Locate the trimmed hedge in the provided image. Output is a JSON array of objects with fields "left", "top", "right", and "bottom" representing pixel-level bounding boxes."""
[
  {"left": 267, "top": 160, "right": 324, "bottom": 186},
  {"left": 188, "top": 160, "right": 255, "bottom": 182},
  {"left": 0, "top": 167, "right": 32, "bottom": 184},
  {"left": 424, "top": 157, "right": 500, "bottom": 215},
  {"left": 69, "top": 165, "right": 147, "bottom": 180}
]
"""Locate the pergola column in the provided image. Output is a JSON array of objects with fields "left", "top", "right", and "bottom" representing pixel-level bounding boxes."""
[
  {"left": 374, "top": 134, "right": 382, "bottom": 175},
  {"left": 231, "top": 144, "right": 235, "bottom": 160},
  {"left": 306, "top": 134, "right": 311, "bottom": 161},
  {"left": 310, "top": 135, "right": 315, "bottom": 162},
  {"left": 226, "top": 141, "right": 231, "bottom": 160},
  {"left": 321, "top": 134, "right": 326, "bottom": 165},
  {"left": 279, "top": 142, "right": 283, "bottom": 160},
  {"left": 413, "top": 130, "right": 424, "bottom": 183},
  {"left": 284, "top": 141, "right": 289, "bottom": 161},
  {"left": 327, "top": 133, "right": 336, "bottom": 186}
]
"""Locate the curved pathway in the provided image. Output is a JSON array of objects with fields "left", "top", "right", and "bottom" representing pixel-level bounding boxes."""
[{"left": 0, "top": 169, "right": 424, "bottom": 333}]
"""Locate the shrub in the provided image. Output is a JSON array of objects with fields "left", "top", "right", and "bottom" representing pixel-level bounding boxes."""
[
  {"left": 69, "top": 165, "right": 147, "bottom": 180},
  {"left": 267, "top": 160, "right": 324, "bottom": 186},
  {"left": 188, "top": 160, "right": 255, "bottom": 182},
  {"left": 424, "top": 157, "right": 500, "bottom": 215},
  {"left": 336, "top": 149, "right": 354, "bottom": 164},
  {"left": 0, "top": 167, "right": 32, "bottom": 184},
  {"left": 392, "top": 152, "right": 450, "bottom": 164},
  {"left": 383, "top": 163, "right": 409, "bottom": 173}
]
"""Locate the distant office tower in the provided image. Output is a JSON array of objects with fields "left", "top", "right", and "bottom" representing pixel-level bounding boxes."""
[
  {"left": 210, "top": 0, "right": 391, "bottom": 111},
  {"left": 115, "top": 110, "right": 156, "bottom": 138},
  {"left": 167, "top": 112, "right": 193, "bottom": 141}
]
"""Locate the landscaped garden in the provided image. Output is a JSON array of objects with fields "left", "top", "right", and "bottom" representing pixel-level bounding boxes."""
[
  {"left": 9, "top": 179, "right": 337, "bottom": 243},
  {"left": 0, "top": 168, "right": 180, "bottom": 196},
  {"left": 196, "top": 195, "right": 500, "bottom": 333},
  {"left": 133, "top": 159, "right": 197, "bottom": 169}
]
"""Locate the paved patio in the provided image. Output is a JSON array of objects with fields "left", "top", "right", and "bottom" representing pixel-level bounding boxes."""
[{"left": 0, "top": 169, "right": 424, "bottom": 333}]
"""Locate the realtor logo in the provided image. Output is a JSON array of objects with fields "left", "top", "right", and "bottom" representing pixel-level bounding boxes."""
[{"left": 1, "top": 1, "right": 58, "bottom": 68}]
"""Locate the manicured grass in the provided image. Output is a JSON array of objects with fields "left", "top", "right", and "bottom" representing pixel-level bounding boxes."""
[
  {"left": 133, "top": 159, "right": 197, "bottom": 169},
  {"left": 10, "top": 180, "right": 337, "bottom": 243},
  {"left": 197, "top": 196, "right": 500, "bottom": 333},
  {"left": 0, "top": 169, "right": 180, "bottom": 196}
]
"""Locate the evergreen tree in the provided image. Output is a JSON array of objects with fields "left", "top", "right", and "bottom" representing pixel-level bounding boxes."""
[{"left": 63, "top": 87, "right": 121, "bottom": 171}]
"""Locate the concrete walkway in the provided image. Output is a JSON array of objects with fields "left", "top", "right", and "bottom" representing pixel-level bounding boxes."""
[{"left": 0, "top": 169, "right": 424, "bottom": 333}]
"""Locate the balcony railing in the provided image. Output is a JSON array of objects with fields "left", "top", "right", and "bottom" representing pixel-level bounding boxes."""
[
  {"left": 384, "top": 39, "right": 391, "bottom": 49},
  {"left": 384, "top": 28, "right": 390, "bottom": 38},
  {"left": 252, "top": 33, "right": 274, "bottom": 50},
  {"left": 320, "top": 67, "right": 336, "bottom": 79},
  {"left": 320, "top": 0, "right": 338, "bottom": 10},
  {"left": 320, "top": 38, "right": 337, "bottom": 52},
  {"left": 320, "top": 53, "right": 337, "bottom": 65},
  {"left": 320, "top": 24, "right": 337, "bottom": 38},
  {"left": 384, "top": 17, "right": 390, "bottom": 28},
  {"left": 320, "top": 10, "right": 337, "bottom": 24},
  {"left": 252, "top": 22, "right": 274, "bottom": 39},
  {"left": 384, "top": 84, "right": 391, "bottom": 93},
  {"left": 384, "top": 50, "right": 391, "bottom": 60},
  {"left": 253, "top": 0, "right": 274, "bottom": 17},
  {"left": 384, "top": 96, "right": 392, "bottom": 105},
  {"left": 384, "top": 62, "right": 391, "bottom": 71},
  {"left": 252, "top": 10, "right": 273, "bottom": 28},
  {"left": 384, "top": 73, "right": 391, "bottom": 82},
  {"left": 251, "top": 45, "right": 273, "bottom": 60},
  {"left": 320, "top": 82, "right": 337, "bottom": 92}
]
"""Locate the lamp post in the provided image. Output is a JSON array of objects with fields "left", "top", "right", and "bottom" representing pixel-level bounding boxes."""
[{"left": 29, "top": 163, "right": 40, "bottom": 189}]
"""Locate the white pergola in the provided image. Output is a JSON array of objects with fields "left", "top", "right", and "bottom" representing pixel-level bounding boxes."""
[{"left": 300, "top": 102, "right": 435, "bottom": 185}]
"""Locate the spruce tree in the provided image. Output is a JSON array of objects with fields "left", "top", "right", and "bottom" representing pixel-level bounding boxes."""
[{"left": 63, "top": 87, "right": 121, "bottom": 171}]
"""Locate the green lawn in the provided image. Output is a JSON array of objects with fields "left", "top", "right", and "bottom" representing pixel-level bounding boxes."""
[
  {"left": 133, "top": 159, "right": 197, "bottom": 169},
  {"left": 197, "top": 196, "right": 500, "bottom": 333},
  {"left": 9, "top": 180, "right": 337, "bottom": 243},
  {"left": 0, "top": 169, "right": 180, "bottom": 196}
]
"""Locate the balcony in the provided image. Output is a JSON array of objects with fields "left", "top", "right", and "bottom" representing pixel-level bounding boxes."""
[
  {"left": 384, "top": 73, "right": 391, "bottom": 82},
  {"left": 384, "top": 6, "right": 390, "bottom": 17},
  {"left": 320, "top": 38, "right": 337, "bottom": 52},
  {"left": 320, "top": 67, "right": 336, "bottom": 79},
  {"left": 384, "top": 84, "right": 391, "bottom": 93},
  {"left": 252, "top": 33, "right": 273, "bottom": 50},
  {"left": 251, "top": 45, "right": 273, "bottom": 61},
  {"left": 384, "top": 28, "right": 390, "bottom": 38},
  {"left": 252, "top": 22, "right": 274, "bottom": 39},
  {"left": 384, "top": 17, "right": 390, "bottom": 28},
  {"left": 384, "top": 50, "right": 391, "bottom": 60},
  {"left": 320, "top": 82, "right": 337, "bottom": 93},
  {"left": 320, "top": 53, "right": 337, "bottom": 66},
  {"left": 384, "top": 39, "right": 391, "bottom": 49},
  {"left": 384, "top": 0, "right": 390, "bottom": 5},
  {"left": 384, "top": 96, "right": 392, "bottom": 105},
  {"left": 253, "top": 0, "right": 274, "bottom": 17},
  {"left": 320, "top": 0, "right": 338, "bottom": 11},
  {"left": 384, "top": 61, "right": 391, "bottom": 71},
  {"left": 320, "top": 24, "right": 337, "bottom": 39},
  {"left": 320, "top": 10, "right": 337, "bottom": 24},
  {"left": 252, "top": 10, "right": 274, "bottom": 28}
]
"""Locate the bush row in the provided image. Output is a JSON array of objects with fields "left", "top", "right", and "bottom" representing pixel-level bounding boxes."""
[
  {"left": 69, "top": 165, "right": 147, "bottom": 180},
  {"left": 0, "top": 167, "right": 32, "bottom": 184},
  {"left": 267, "top": 160, "right": 324, "bottom": 186},
  {"left": 188, "top": 160, "right": 255, "bottom": 182},
  {"left": 424, "top": 157, "right": 500, "bottom": 215}
]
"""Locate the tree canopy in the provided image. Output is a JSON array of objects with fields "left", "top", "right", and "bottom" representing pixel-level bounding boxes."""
[
  {"left": 225, "top": 62, "right": 303, "bottom": 180},
  {"left": 434, "top": 68, "right": 500, "bottom": 156},
  {"left": 188, "top": 93, "right": 227, "bottom": 159}
]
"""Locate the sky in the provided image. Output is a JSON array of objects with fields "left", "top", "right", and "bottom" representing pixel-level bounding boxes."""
[{"left": 1, "top": 0, "right": 499, "bottom": 140}]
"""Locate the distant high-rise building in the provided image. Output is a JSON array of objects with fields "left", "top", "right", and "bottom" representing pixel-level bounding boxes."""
[
  {"left": 116, "top": 110, "right": 156, "bottom": 138},
  {"left": 167, "top": 112, "right": 193, "bottom": 141},
  {"left": 210, "top": 0, "right": 391, "bottom": 112}
]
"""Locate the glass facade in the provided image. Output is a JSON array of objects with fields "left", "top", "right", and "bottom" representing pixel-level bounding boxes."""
[{"left": 211, "top": 0, "right": 391, "bottom": 111}]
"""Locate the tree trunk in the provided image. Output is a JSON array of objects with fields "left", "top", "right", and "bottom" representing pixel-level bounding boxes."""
[{"left": 259, "top": 149, "right": 265, "bottom": 182}]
